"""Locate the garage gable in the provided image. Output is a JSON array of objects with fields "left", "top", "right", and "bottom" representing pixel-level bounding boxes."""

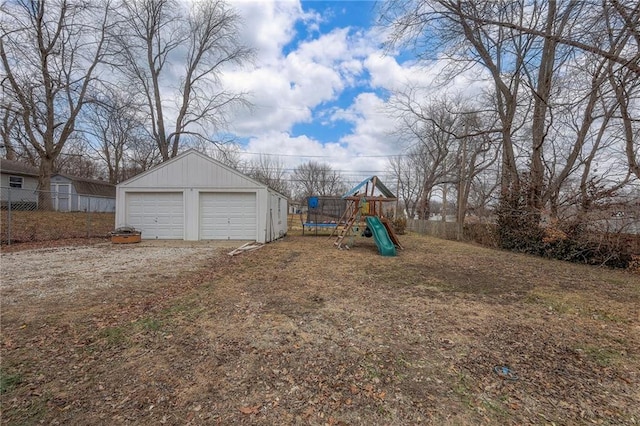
[{"left": 118, "top": 150, "right": 266, "bottom": 190}]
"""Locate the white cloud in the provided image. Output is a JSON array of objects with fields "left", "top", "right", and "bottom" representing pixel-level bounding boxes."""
[
  {"left": 365, "top": 52, "right": 492, "bottom": 101},
  {"left": 239, "top": 131, "right": 393, "bottom": 187},
  {"left": 329, "top": 92, "right": 402, "bottom": 174},
  {"left": 228, "top": 0, "right": 309, "bottom": 65},
  {"left": 223, "top": 18, "right": 379, "bottom": 136},
  {"left": 220, "top": 2, "right": 490, "bottom": 184}
]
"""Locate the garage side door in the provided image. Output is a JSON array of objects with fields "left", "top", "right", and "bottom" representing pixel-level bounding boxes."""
[
  {"left": 200, "top": 192, "right": 256, "bottom": 240},
  {"left": 126, "top": 192, "right": 184, "bottom": 239}
]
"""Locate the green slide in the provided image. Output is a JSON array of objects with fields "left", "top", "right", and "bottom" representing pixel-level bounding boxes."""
[{"left": 365, "top": 216, "right": 397, "bottom": 257}]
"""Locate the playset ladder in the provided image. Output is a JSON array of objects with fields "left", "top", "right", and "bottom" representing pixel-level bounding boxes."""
[{"left": 333, "top": 206, "right": 360, "bottom": 248}]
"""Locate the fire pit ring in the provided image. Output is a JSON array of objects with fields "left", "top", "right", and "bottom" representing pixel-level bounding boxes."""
[{"left": 110, "top": 226, "right": 142, "bottom": 244}]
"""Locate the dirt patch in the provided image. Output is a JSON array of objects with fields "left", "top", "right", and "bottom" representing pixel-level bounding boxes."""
[
  {"left": 1, "top": 240, "right": 244, "bottom": 305},
  {"left": 1, "top": 233, "right": 639, "bottom": 425}
]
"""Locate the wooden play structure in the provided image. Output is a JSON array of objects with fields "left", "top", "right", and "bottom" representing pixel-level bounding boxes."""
[{"left": 331, "top": 176, "right": 403, "bottom": 256}]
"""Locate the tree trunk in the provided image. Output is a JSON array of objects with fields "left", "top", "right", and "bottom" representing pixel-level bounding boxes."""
[
  {"left": 418, "top": 192, "right": 431, "bottom": 220},
  {"left": 38, "top": 157, "right": 55, "bottom": 210},
  {"left": 529, "top": 1, "right": 560, "bottom": 213}
]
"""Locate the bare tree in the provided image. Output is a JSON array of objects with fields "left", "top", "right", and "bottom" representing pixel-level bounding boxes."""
[
  {"left": 433, "top": 0, "right": 640, "bottom": 75},
  {"left": 81, "top": 89, "right": 153, "bottom": 184},
  {"left": 189, "top": 139, "right": 244, "bottom": 169},
  {"left": 246, "top": 155, "right": 291, "bottom": 197},
  {"left": 55, "top": 141, "right": 102, "bottom": 179},
  {"left": 467, "top": 167, "right": 500, "bottom": 221},
  {"left": 124, "top": 136, "right": 162, "bottom": 180},
  {"left": 390, "top": 91, "right": 499, "bottom": 232},
  {"left": 292, "top": 161, "right": 346, "bottom": 199},
  {"left": 526, "top": 1, "right": 581, "bottom": 211},
  {"left": 389, "top": 92, "right": 465, "bottom": 219},
  {"left": 0, "top": 0, "right": 114, "bottom": 208},
  {"left": 388, "top": 154, "right": 424, "bottom": 219},
  {"left": 453, "top": 111, "right": 499, "bottom": 239},
  {"left": 211, "top": 143, "right": 244, "bottom": 169},
  {"left": 0, "top": 105, "right": 39, "bottom": 163},
  {"left": 0, "top": 99, "right": 18, "bottom": 160},
  {"left": 609, "top": 63, "right": 640, "bottom": 181},
  {"left": 0, "top": 95, "right": 42, "bottom": 164},
  {"left": 380, "top": 0, "right": 638, "bottom": 245},
  {"left": 115, "top": 0, "right": 252, "bottom": 161},
  {"left": 381, "top": 1, "right": 534, "bottom": 201}
]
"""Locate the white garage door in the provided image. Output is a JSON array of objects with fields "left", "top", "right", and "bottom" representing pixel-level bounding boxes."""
[
  {"left": 126, "top": 192, "right": 184, "bottom": 239},
  {"left": 200, "top": 192, "right": 256, "bottom": 240}
]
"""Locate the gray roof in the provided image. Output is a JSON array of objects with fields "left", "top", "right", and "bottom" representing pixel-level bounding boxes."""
[
  {"left": 0, "top": 158, "right": 39, "bottom": 177},
  {"left": 1, "top": 159, "right": 115, "bottom": 197},
  {"left": 54, "top": 174, "right": 116, "bottom": 198}
]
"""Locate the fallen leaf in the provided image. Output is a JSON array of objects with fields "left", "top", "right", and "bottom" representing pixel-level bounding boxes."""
[{"left": 239, "top": 405, "right": 260, "bottom": 414}]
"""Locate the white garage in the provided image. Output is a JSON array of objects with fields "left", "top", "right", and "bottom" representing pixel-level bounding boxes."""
[
  {"left": 115, "top": 150, "right": 288, "bottom": 243},
  {"left": 199, "top": 192, "right": 256, "bottom": 240},
  {"left": 126, "top": 192, "right": 184, "bottom": 239}
]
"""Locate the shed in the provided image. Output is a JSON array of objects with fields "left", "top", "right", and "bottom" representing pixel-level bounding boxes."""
[
  {"left": 50, "top": 174, "right": 116, "bottom": 212},
  {"left": 115, "top": 149, "right": 288, "bottom": 243}
]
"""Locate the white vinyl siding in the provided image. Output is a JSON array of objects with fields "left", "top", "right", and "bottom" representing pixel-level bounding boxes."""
[
  {"left": 199, "top": 192, "right": 256, "bottom": 240},
  {"left": 126, "top": 192, "right": 184, "bottom": 239},
  {"left": 116, "top": 150, "right": 287, "bottom": 242}
]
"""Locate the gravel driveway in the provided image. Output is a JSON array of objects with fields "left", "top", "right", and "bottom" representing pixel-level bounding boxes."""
[{"left": 1, "top": 240, "right": 247, "bottom": 305}]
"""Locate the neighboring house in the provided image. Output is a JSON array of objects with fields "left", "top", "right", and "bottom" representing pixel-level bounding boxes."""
[
  {"left": 0, "top": 159, "right": 39, "bottom": 209},
  {"left": 50, "top": 174, "right": 116, "bottom": 212},
  {"left": 289, "top": 201, "right": 303, "bottom": 215},
  {"left": 115, "top": 149, "right": 288, "bottom": 242},
  {"left": 1, "top": 158, "right": 116, "bottom": 212}
]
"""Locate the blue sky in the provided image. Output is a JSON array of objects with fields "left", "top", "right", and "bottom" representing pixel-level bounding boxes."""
[{"left": 217, "top": 0, "right": 480, "bottom": 186}]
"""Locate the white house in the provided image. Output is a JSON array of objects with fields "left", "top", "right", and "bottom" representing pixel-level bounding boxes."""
[
  {"left": 1, "top": 158, "right": 115, "bottom": 212},
  {"left": 0, "top": 159, "right": 39, "bottom": 209},
  {"left": 115, "top": 150, "right": 288, "bottom": 243}
]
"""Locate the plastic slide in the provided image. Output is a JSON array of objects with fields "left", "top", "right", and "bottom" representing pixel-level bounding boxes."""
[{"left": 365, "top": 216, "right": 397, "bottom": 257}]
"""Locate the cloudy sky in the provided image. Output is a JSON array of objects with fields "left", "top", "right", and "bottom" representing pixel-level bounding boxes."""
[
  {"left": 216, "top": 0, "right": 487, "bottom": 189},
  {"left": 214, "top": 0, "right": 432, "bottom": 187}
]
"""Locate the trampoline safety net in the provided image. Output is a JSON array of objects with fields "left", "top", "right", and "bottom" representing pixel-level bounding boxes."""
[{"left": 305, "top": 196, "right": 347, "bottom": 224}]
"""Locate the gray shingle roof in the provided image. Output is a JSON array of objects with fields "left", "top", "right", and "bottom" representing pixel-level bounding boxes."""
[
  {"left": 66, "top": 176, "right": 115, "bottom": 198},
  {"left": 1, "top": 159, "right": 115, "bottom": 197},
  {"left": 0, "top": 158, "right": 39, "bottom": 176}
]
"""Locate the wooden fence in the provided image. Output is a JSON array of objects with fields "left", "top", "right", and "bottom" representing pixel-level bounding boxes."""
[
  {"left": 406, "top": 219, "right": 501, "bottom": 247},
  {"left": 406, "top": 219, "right": 459, "bottom": 239}
]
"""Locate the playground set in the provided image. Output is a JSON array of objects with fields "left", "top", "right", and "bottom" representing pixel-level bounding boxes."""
[{"left": 301, "top": 176, "right": 403, "bottom": 256}]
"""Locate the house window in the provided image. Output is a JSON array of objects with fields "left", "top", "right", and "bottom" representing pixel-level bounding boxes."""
[{"left": 9, "top": 176, "right": 23, "bottom": 189}]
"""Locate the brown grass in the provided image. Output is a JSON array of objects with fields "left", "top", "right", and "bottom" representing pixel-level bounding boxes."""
[
  {"left": 1, "top": 232, "right": 639, "bottom": 425},
  {"left": 1, "top": 211, "right": 115, "bottom": 244}
]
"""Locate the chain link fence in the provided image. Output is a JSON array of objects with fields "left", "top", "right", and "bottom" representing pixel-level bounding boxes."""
[{"left": 1, "top": 186, "right": 115, "bottom": 245}]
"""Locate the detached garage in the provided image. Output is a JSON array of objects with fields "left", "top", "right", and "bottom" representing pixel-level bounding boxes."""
[{"left": 115, "top": 150, "right": 288, "bottom": 243}]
